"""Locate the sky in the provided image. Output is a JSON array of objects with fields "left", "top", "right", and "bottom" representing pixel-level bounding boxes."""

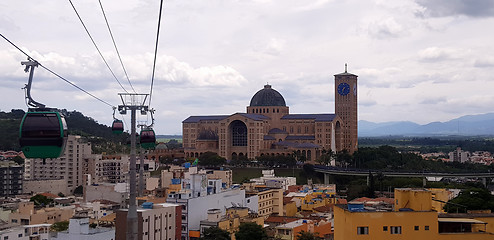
[{"left": 1, "top": 0, "right": 494, "bottom": 135}]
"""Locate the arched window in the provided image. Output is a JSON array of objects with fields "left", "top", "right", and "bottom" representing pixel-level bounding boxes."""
[{"left": 231, "top": 120, "right": 247, "bottom": 146}]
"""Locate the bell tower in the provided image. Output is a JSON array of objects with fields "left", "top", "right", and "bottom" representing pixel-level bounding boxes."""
[{"left": 334, "top": 64, "right": 358, "bottom": 154}]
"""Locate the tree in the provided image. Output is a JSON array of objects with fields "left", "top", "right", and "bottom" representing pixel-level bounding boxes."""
[
  {"left": 199, "top": 152, "right": 227, "bottom": 167},
  {"left": 50, "top": 221, "right": 69, "bottom": 232},
  {"left": 365, "top": 171, "right": 376, "bottom": 198},
  {"left": 199, "top": 226, "right": 230, "bottom": 240},
  {"left": 235, "top": 222, "right": 268, "bottom": 240},
  {"left": 74, "top": 185, "right": 83, "bottom": 196},
  {"left": 12, "top": 156, "right": 24, "bottom": 165},
  {"left": 444, "top": 188, "right": 494, "bottom": 213},
  {"left": 296, "top": 231, "right": 323, "bottom": 240},
  {"left": 30, "top": 194, "right": 53, "bottom": 207},
  {"left": 336, "top": 150, "right": 352, "bottom": 167},
  {"left": 316, "top": 149, "right": 334, "bottom": 166}
]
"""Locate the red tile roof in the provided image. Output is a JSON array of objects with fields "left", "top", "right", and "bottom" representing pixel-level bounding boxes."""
[{"left": 39, "top": 192, "right": 58, "bottom": 199}]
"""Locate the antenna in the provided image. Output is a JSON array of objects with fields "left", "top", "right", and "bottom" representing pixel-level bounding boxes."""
[{"left": 344, "top": 63, "right": 348, "bottom": 73}]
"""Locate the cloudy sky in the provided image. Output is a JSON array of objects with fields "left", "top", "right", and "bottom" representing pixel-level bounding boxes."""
[{"left": 1, "top": 0, "right": 494, "bottom": 134}]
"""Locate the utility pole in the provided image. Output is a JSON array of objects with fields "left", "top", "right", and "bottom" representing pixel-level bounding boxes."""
[{"left": 118, "top": 93, "right": 149, "bottom": 240}]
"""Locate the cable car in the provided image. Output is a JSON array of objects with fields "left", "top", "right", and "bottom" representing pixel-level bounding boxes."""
[
  {"left": 19, "top": 110, "right": 68, "bottom": 159},
  {"left": 140, "top": 128, "right": 156, "bottom": 149},
  {"left": 112, "top": 119, "right": 124, "bottom": 134}
]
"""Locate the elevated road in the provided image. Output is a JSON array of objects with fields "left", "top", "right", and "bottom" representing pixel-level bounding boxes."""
[{"left": 313, "top": 165, "right": 494, "bottom": 185}]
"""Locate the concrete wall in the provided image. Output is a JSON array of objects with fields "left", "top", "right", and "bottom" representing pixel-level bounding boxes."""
[
  {"left": 85, "top": 184, "right": 126, "bottom": 207},
  {"left": 188, "top": 189, "right": 246, "bottom": 232},
  {"left": 146, "top": 177, "right": 160, "bottom": 191},
  {"left": 23, "top": 179, "right": 69, "bottom": 196}
]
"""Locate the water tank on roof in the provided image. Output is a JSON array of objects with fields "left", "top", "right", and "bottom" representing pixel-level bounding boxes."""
[
  {"left": 348, "top": 203, "right": 365, "bottom": 212},
  {"left": 142, "top": 202, "right": 153, "bottom": 209},
  {"left": 171, "top": 178, "right": 181, "bottom": 185}
]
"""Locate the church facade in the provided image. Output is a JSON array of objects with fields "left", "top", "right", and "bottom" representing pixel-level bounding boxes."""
[{"left": 182, "top": 68, "right": 358, "bottom": 162}]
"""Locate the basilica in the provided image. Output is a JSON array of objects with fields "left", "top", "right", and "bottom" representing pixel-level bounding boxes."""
[{"left": 182, "top": 68, "right": 358, "bottom": 162}]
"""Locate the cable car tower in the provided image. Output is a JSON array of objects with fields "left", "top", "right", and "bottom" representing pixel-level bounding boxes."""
[{"left": 117, "top": 93, "right": 150, "bottom": 240}]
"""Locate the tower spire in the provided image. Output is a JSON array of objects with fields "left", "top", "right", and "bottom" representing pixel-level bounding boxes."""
[{"left": 345, "top": 63, "right": 347, "bottom": 73}]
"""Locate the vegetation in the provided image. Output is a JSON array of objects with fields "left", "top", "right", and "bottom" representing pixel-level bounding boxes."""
[
  {"left": 73, "top": 185, "right": 83, "bottom": 196},
  {"left": 235, "top": 222, "right": 268, "bottom": 240},
  {"left": 50, "top": 221, "right": 69, "bottom": 232},
  {"left": 255, "top": 154, "right": 297, "bottom": 167},
  {"left": 359, "top": 137, "right": 494, "bottom": 154},
  {"left": 0, "top": 109, "right": 129, "bottom": 154},
  {"left": 315, "top": 145, "right": 494, "bottom": 173},
  {"left": 30, "top": 194, "right": 53, "bottom": 207},
  {"left": 199, "top": 226, "right": 230, "bottom": 240},
  {"left": 296, "top": 231, "right": 323, "bottom": 240},
  {"left": 199, "top": 152, "right": 227, "bottom": 167},
  {"left": 444, "top": 188, "right": 494, "bottom": 213}
]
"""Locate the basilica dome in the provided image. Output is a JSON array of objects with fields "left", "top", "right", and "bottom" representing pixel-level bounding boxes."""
[{"left": 249, "top": 84, "right": 286, "bottom": 107}]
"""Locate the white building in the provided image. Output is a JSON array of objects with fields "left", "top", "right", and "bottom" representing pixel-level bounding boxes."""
[
  {"left": 250, "top": 170, "right": 297, "bottom": 190},
  {"left": 449, "top": 147, "right": 470, "bottom": 163},
  {"left": 53, "top": 217, "right": 115, "bottom": 240},
  {"left": 0, "top": 224, "right": 51, "bottom": 240},
  {"left": 115, "top": 202, "right": 181, "bottom": 240},
  {"left": 24, "top": 135, "right": 92, "bottom": 193},
  {"left": 166, "top": 174, "right": 246, "bottom": 240}
]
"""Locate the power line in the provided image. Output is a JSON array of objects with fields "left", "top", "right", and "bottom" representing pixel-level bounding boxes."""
[
  {"left": 0, "top": 32, "right": 115, "bottom": 108},
  {"left": 68, "top": 0, "right": 129, "bottom": 94},
  {"left": 98, "top": 0, "right": 136, "bottom": 93},
  {"left": 39, "top": 65, "right": 114, "bottom": 107},
  {"left": 149, "top": 0, "right": 164, "bottom": 109}
]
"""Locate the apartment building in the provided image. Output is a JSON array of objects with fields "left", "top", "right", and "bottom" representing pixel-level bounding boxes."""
[
  {"left": 116, "top": 202, "right": 182, "bottom": 240},
  {"left": 0, "top": 161, "right": 23, "bottom": 197},
  {"left": 24, "top": 135, "right": 92, "bottom": 193}
]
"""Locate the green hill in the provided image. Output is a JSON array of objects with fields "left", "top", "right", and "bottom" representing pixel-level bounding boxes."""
[{"left": 0, "top": 109, "right": 129, "bottom": 154}]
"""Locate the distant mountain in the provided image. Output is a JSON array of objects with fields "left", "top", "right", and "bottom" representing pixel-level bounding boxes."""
[{"left": 359, "top": 113, "right": 494, "bottom": 137}]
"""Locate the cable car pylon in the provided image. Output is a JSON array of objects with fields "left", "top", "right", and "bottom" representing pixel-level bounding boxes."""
[{"left": 117, "top": 93, "right": 150, "bottom": 240}]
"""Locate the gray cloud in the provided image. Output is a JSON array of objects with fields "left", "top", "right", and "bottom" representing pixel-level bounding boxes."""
[
  {"left": 420, "top": 96, "right": 447, "bottom": 104},
  {"left": 474, "top": 58, "right": 494, "bottom": 68},
  {"left": 365, "top": 17, "right": 407, "bottom": 39},
  {"left": 416, "top": 0, "right": 494, "bottom": 18}
]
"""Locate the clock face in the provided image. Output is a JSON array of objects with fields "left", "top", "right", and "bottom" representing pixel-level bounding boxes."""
[
  {"left": 353, "top": 85, "right": 357, "bottom": 95},
  {"left": 337, "top": 83, "right": 350, "bottom": 96}
]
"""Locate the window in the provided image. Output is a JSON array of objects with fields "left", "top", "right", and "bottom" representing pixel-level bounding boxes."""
[
  {"left": 357, "top": 226, "right": 369, "bottom": 235},
  {"left": 231, "top": 120, "right": 247, "bottom": 146},
  {"left": 414, "top": 226, "right": 419, "bottom": 231},
  {"left": 383, "top": 226, "right": 388, "bottom": 231},
  {"left": 425, "top": 225, "right": 429, "bottom": 231},
  {"left": 391, "top": 226, "right": 402, "bottom": 234}
]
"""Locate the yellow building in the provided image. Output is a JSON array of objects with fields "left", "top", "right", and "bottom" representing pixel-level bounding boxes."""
[
  {"left": 334, "top": 188, "right": 494, "bottom": 240},
  {"left": 429, "top": 188, "right": 451, "bottom": 213},
  {"left": 244, "top": 185, "right": 284, "bottom": 218},
  {"left": 258, "top": 188, "right": 284, "bottom": 217},
  {"left": 283, "top": 198, "right": 297, "bottom": 217},
  {"left": 9, "top": 202, "right": 74, "bottom": 225}
]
